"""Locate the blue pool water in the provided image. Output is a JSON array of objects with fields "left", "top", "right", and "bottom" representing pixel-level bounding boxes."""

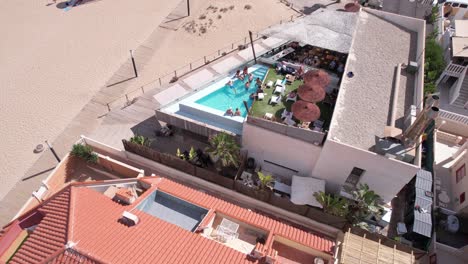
[
  {"left": 195, "top": 65, "right": 269, "bottom": 117},
  {"left": 137, "top": 190, "right": 208, "bottom": 232}
]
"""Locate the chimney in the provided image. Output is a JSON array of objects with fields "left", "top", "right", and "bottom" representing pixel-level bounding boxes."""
[
  {"left": 121, "top": 211, "right": 139, "bottom": 227},
  {"left": 425, "top": 94, "right": 439, "bottom": 110}
]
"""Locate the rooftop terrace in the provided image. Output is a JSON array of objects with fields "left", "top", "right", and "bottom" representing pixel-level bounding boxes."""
[{"left": 330, "top": 11, "right": 418, "bottom": 151}]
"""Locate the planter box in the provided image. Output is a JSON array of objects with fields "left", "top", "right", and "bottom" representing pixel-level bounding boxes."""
[
  {"left": 160, "top": 153, "right": 196, "bottom": 175},
  {"left": 234, "top": 181, "right": 271, "bottom": 202},
  {"left": 305, "top": 207, "right": 347, "bottom": 230},
  {"left": 269, "top": 195, "right": 308, "bottom": 215},
  {"left": 196, "top": 167, "right": 234, "bottom": 189}
]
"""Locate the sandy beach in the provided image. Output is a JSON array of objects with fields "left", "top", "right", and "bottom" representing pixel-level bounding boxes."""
[{"left": 0, "top": 0, "right": 295, "bottom": 200}]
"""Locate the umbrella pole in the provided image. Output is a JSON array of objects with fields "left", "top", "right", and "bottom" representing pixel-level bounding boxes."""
[{"left": 248, "top": 31, "right": 257, "bottom": 64}]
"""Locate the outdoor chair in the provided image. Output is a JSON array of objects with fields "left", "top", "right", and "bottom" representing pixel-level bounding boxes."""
[
  {"left": 257, "top": 93, "right": 265, "bottom": 100},
  {"left": 286, "top": 94, "right": 297, "bottom": 103},
  {"left": 274, "top": 84, "right": 285, "bottom": 95},
  {"left": 270, "top": 95, "right": 281, "bottom": 105},
  {"left": 266, "top": 80, "right": 273, "bottom": 88},
  {"left": 275, "top": 79, "right": 283, "bottom": 86},
  {"left": 281, "top": 109, "right": 292, "bottom": 119}
]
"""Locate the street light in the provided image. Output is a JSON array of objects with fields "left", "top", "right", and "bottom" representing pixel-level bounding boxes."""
[
  {"left": 130, "top": 50, "right": 138, "bottom": 78},
  {"left": 45, "top": 140, "right": 61, "bottom": 163},
  {"left": 248, "top": 31, "right": 257, "bottom": 64}
]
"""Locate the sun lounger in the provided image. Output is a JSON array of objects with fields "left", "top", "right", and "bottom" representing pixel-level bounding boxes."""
[
  {"left": 286, "top": 94, "right": 297, "bottom": 102},
  {"left": 266, "top": 80, "right": 274, "bottom": 88},
  {"left": 283, "top": 117, "right": 296, "bottom": 126},
  {"left": 257, "top": 93, "right": 265, "bottom": 100},
  {"left": 274, "top": 85, "right": 285, "bottom": 94},
  {"left": 313, "top": 120, "right": 324, "bottom": 128},
  {"left": 264, "top": 113, "right": 273, "bottom": 120},
  {"left": 270, "top": 95, "right": 281, "bottom": 105},
  {"left": 275, "top": 79, "right": 283, "bottom": 86},
  {"left": 281, "top": 109, "right": 292, "bottom": 119}
]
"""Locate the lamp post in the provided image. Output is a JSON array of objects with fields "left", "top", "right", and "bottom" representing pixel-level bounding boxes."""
[
  {"left": 187, "top": 0, "right": 190, "bottom": 16},
  {"left": 130, "top": 50, "right": 138, "bottom": 78},
  {"left": 248, "top": 31, "right": 257, "bottom": 64},
  {"left": 45, "top": 140, "right": 61, "bottom": 163}
]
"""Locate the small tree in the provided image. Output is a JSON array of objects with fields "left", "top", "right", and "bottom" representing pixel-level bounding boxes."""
[
  {"left": 350, "top": 183, "right": 383, "bottom": 223},
  {"left": 314, "top": 191, "right": 349, "bottom": 217},
  {"left": 257, "top": 171, "right": 274, "bottom": 191},
  {"left": 71, "top": 144, "right": 98, "bottom": 164},
  {"left": 130, "top": 135, "right": 151, "bottom": 147},
  {"left": 206, "top": 132, "right": 240, "bottom": 169}
]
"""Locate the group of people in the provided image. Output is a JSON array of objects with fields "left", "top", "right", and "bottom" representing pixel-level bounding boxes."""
[{"left": 225, "top": 107, "right": 242, "bottom": 116}]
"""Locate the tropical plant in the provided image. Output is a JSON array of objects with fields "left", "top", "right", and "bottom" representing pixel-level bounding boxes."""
[
  {"left": 313, "top": 191, "right": 349, "bottom": 217},
  {"left": 130, "top": 135, "right": 151, "bottom": 146},
  {"left": 424, "top": 38, "right": 445, "bottom": 95},
  {"left": 257, "top": 171, "right": 274, "bottom": 191},
  {"left": 71, "top": 144, "right": 98, "bottom": 164},
  {"left": 206, "top": 132, "right": 240, "bottom": 169},
  {"left": 350, "top": 183, "right": 383, "bottom": 223},
  {"left": 189, "top": 147, "right": 197, "bottom": 161},
  {"left": 176, "top": 148, "right": 186, "bottom": 160}
]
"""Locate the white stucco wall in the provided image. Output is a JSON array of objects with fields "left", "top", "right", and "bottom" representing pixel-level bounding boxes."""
[
  {"left": 242, "top": 123, "right": 322, "bottom": 179},
  {"left": 451, "top": 149, "right": 468, "bottom": 213},
  {"left": 312, "top": 139, "right": 420, "bottom": 203}
]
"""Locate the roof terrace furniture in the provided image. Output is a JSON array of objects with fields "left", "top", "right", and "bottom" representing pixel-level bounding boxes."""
[
  {"left": 283, "top": 117, "right": 296, "bottom": 126},
  {"left": 275, "top": 79, "right": 283, "bottom": 86},
  {"left": 270, "top": 95, "right": 282, "bottom": 105},
  {"left": 314, "top": 120, "right": 324, "bottom": 128},
  {"left": 258, "top": 93, "right": 265, "bottom": 100},
  {"left": 216, "top": 218, "right": 240, "bottom": 242},
  {"left": 286, "top": 93, "right": 297, "bottom": 102},
  {"left": 274, "top": 85, "right": 285, "bottom": 95},
  {"left": 264, "top": 113, "right": 274, "bottom": 120},
  {"left": 286, "top": 74, "right": 296, "bottom": 84},
  {"left": 281, "top": 109, "right": 292, "bottom": 119},
  {"left": 266, "top": 80, "right": 274, "bottom": 88}
]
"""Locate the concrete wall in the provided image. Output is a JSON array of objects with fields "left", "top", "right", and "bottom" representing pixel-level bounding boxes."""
[
  {"left": 450, "top": 148, "right": 468, "bottom": 213},
  {"left": 242, "top": 122, "right": 322, "bottom": 179},
  {"left": 437, "top": 118, "right": 468, "bottom": 137},
  {"left": 312, "top": 140, "right": 420, "bottom": 203}
]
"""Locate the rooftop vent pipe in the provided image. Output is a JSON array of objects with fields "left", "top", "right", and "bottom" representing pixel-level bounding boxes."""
[{"left": 121, "top": 211, "right": 139, "bottom": 227}]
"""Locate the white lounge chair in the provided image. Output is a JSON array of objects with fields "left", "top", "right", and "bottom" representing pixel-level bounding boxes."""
[
  {"left": 257, "top": 93, "right": 265, "bottom": 100},
  {"left": 274, "top": 84, "right": 285, "bottom": 94},
  {"left": 275, "top": 79, "right": 283, "bottom": 86},
  {"left": 270, "top": 95, "right": 282, "bottom": 105},
  {"left": 286, "top": 94, "right": 297, "bottom": 102},
  {"left": 266, "top": 80, "right": 274, "bottom": 88},
  {"left": 314, "top": 120, "right": 324, "bottom": 128},
  {"left": 281, "top": 109, "right": 292, "bottom": 119},
  {"left": 283, "top": 117, "right": 296, "bottom": 126}
]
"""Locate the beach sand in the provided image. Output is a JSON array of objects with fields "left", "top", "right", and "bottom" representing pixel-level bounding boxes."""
[
  {"left": 0, "top": 0, "right": 295, "bottom": 200},
  {"left": 0, "top": 0, "right": 180, "bottom": 199}
]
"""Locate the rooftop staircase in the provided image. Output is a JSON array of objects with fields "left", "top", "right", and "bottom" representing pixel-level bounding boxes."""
[{"left": 453, "top": 73, "right": 468, "bottom": 108}]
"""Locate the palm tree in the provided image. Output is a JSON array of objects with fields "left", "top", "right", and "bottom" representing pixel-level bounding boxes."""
[
  {"left": 350, "top": 183, "right": 383, "bottom": 223},
  {"left": 313, "top": 191, "right": 349, "bottom": 217},
  {"left": 206, "top": 132, "right": 240, "bottom": 169}
]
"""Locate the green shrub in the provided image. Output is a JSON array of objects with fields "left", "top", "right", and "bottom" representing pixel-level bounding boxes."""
[
  {"left": 129, "top": 135, "right": 150, "bottom": 146},
  {"left": 71, "top": 144, "right": 98, "bottom": 164},
  {"left": 424, "top": 38, "right": 445, "bottom": 95}
]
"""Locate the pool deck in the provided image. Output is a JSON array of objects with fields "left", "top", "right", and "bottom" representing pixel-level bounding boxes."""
[{"left": 88, "top": 36, "right": 287, "bottom": 148}]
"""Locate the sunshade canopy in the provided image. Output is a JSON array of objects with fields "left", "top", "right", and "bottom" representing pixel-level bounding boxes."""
[
  {"left": 298, "top": 83, "right": 326, "bottom": 103},
  {"left": 291, "top": 100, "right": 321, "bottom": 122}
]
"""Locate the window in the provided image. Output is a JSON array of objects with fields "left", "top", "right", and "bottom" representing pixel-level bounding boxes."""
[
  {"left": 461, "top": 4, "right": 468, "bottom": 8},
  {"left": 460, "top": 192, "right": 466, "bottom": 204},
  {"left": 345, "top": 167, "right": 365, "bottom": 187},
  {"left": 456, "top": 164, "right": 466, "bottom": 183}
]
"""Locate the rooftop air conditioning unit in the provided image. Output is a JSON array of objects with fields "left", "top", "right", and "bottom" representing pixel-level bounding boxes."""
[
  {"left": 121, "top": 211, "right": 139, "bottom": 227},
  {"left": 407, "top": 61, "right": 419, "bottom": 74}
]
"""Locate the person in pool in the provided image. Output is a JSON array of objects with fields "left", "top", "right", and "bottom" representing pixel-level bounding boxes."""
[
  {"left": 235, "top": 70, "right": 240, "bottom": 78},
  {"left": 243, "top": 66, "right": 248, "bottom": 75},
  {"left": 248, "top": 73, "right": 253, "bottom": 82},
  {"left": 249, "top": 93, "right": 256, "bottom": 99},
  {"left": 234, "top": 108, "right": 241, "bottom": 116},
  {"left": 256, "top": 77, "right": 262, "bottom": 87},
  {"left": 245, "top": 81, "right": 250, "bottom": 89},
  {"left": 226, "top": 80, "right": 233, "bottom": 87},
  {"left": 225, "top": 107, "right": 233, "bottom": 116}
]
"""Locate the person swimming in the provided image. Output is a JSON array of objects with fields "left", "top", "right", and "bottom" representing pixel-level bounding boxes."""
[
  {"left": 245, "top": 81, "right": 250, "bottom": 89},
  {"left": 225, "top": 107, "right": 234, "bottom": 116},
  {"left": 249, "top": 93, "right": 255, "bottom": 99},
  {"left": 248, "top": 73, "right": 253, "bottom": 82},
  {"left": 227, "top": 80, "right": 233, "bottom": 87},
  {"left": 243, "top": 66, "right": 248, "bottom": 75},
  {"left": 234, "top": 108, "right": 241, "bottom": 116},
  {"left": 235, "top": 70, "right": 240, "bottom": 78}
]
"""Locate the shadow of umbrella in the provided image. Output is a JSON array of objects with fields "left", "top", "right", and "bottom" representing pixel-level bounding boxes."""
[{"left": 56, "top": 1, "right": 69, "bottom": 9}]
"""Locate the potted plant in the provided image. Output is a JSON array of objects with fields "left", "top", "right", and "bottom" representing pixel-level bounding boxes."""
[
  {"left": 313, "top": 191, "right": 349, "bottom": 217},
  {"left": 205, "top": 132, "right": 240, "bottom": 176},
  {"left": 71, "top": 144, "right": 98, "bottom": 164},
  {"left": 349, "top": 183, "right": 383, "bottom": 224},
  {"left": 129, "top": 135, "right": 151, "bottom": 147},
  {"left": 255, "top": 171, "right": 274, "bottom": 202}
]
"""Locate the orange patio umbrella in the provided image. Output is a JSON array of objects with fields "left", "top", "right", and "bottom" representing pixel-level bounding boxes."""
[
  {"left": 303, "top": 69, "right": 330, "bottom": 87},
  {"left": 297, "top": 83, "right": 325, "bottom": 103},
  {"left": 291, "top": 100, "right": 321, "bottom": 122},
  {"left": 344, "top": 2, "right": 360, "bottom": 12}
]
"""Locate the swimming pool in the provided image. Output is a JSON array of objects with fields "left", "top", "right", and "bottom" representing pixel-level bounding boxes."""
[
  {"left": 137, "top": 190, "right": 208, "bottom": 232},
  {"left": 195, "top": 65, "right": 268, "bottom": 117}
]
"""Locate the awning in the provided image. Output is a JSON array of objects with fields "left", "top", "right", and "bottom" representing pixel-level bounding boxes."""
[
  {"left": 415, "top": 169, "right": 432, "bottom": 192},
  {"left": 290, "top": 175, "right": 325, "bottom": 208}
]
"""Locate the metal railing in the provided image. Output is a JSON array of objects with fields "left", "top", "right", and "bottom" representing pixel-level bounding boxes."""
[{"left": 103, "top": 14, "right": 303, "bottom": 112}]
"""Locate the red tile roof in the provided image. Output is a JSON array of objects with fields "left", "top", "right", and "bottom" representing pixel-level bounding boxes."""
[
  {"left": 45, "top": 249, "right": 98, "bottom": 264},
  {"left": 2, "top": 177, "right": 335, "bottom": 264}
]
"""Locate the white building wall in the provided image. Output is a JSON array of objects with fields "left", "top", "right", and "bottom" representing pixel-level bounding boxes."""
[
  {"left": 312, "top": 139, "right": 420, "bottom": 203},
  {"left": 242, "top": 123, "right": 322, "bottom": 179},
  {"left": 451, "top": 149, "right": 468, "bottom": 213}
]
